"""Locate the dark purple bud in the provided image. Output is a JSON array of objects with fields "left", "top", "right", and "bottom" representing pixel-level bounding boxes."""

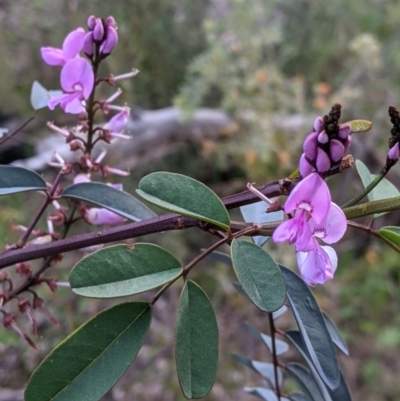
[
  {"left": 317, "top": 130, "right": 329, "bottom": 144},
  {"left": 87, "top": 15, "right": 96, "bottom": 30},
  {"left": 343, "top": 136, "right": 352, "bottom": 153},
  {"left": 93, "top": 19, "right": 105, "bottom": 41},
  {"left": 338, "top": 123, "right": 351, "bottom": 140},
  {"left": 330, "top": 139, "right": 345, "bottom": 162},
  {"left": 105, "top": 16, "right": 116, "bottom": 27},
  {"left": 299, "top": 153, "right": 314, "bottom": 177},
  {"left": 100, "top": 26, "right": 118, "bottom": 56},
  {"left": 313, "top": 116, "right": 324, "bottom": 133},
  {"left": 388, "top": 142, "right": 400, "bottom": 163},
  {"left": 83, "top": 32, "right": 94, "bottom": 56},
  {"left": 316, "top": 148, "right": 331, "bottom": 173},
  {"left": 303, "top": 132, "right": 318, "bottom": 161}
]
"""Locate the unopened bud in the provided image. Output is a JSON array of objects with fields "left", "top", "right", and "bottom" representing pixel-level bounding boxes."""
[
  {"left": 317, "top": 130, "right": 329, "bottom": 144},
  {"left": 303, "top": 132, "right": 318, "bottom": 161},
  {"left": 388, "top": 142, "right": 400, "bottom": 163},
  {"left": 316, "top": 148, "right": 331, "bottom": 173},
  {"left": 313, "top": 116, "right": 324, "bottom": 133},
  {"left": 329, "top": 139, "right": 345, "bottom": 162},
  {"left": 93, "top": 19, "right": 105, "bottom": 41},
  {"left": 87, "top": 15, "right": 96, "bottom": 30},
  {"left": 299, "top": 153, "right": 314, "bottom": 177},
  {"left": 100, "top": 26, "right": 118, "bottom": 56},
  {"left": 338, "top": 123, "right": 351, "bottom": 140},
  {"left": 83, "top": 32, "right": 94, "bottom": 57}
]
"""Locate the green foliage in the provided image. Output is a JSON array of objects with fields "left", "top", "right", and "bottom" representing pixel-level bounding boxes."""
[
  {"left": 231, "top": 239, "right": 286, "bottom": 312},
  {"left": 62, "top": 182, "right": 156, "bottom": 222},
  {"left": 137, "top": 172, "right": 231, "bottom": 230},
  {"left": 25, "top": 302, "right": 152, "bottom": 401},
  {"left": 70, "top": 243, "right": 182, "bottom": 298},
  {"left": 0, "top": 166, "right": 46, "bottom": 195},
  {"left": 175, "top": 280, "right": 218, "bottom": 399}
]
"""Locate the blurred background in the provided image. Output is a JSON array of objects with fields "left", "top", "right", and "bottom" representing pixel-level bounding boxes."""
[{"left": 1, "top": 0, "right": 400, "bottom": 400}]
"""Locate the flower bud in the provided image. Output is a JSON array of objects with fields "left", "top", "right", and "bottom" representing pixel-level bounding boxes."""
[
  {"left": 303, "top": 132, "right": 318, "bottom": 161},
  {"left": 343, "top": 136, "right": 352, "bottom": 153},
  {"left": 93, "top": 19, "right": 105, "bottom": 41},
  {"left": 329, "top": 139, "right": 345, "bottom": 162},
  {"left": 104, "top": 108, "right": 130, "bottom": 133},
  {"left": 313, "top": 116, "right": 324, "bottom": 133},
  {"left": 316, "top": 148, "right": 331, "bottom": 173},
  {"left": 388, "top": 142, "right": 400, "bottom": 163},
  {"left": 100, "top": 26, "right": 118, "bottom": 56},
  {"left": 317, "top": 130, "right": 329, "bottom": 144},
  {"left": 83, "top": 32, "right": 94, "bottom": 56},
  {"left": 299, "top": 153, "right": 314, "bottom": 177},
  {"left": 84, "top": 208, "right": 126, "bottom": 225},
  {"left": 105, "top": 16, "right": 116, "bottom": 27},
  {"left": 338, "top": 123, "right": 351, "bottom": 140},
  {"left": 87, "top": 15, "right": 96, "bottom": 30}
]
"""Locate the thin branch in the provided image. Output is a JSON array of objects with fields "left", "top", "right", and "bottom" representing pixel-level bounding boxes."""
[
  {"left": 268, "top": 313, "right": 281, "bottom": 400},
  {"left": 0, "top": 115, "right": 35, "bottom": 146}
]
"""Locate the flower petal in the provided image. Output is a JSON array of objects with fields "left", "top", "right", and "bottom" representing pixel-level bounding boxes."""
[
  {"left": 104, "top": 108, "right": 130, "bottom": 133},
  {"left": 284, "top": 173, "right": 331, "bottom": 224},
  {"left": 60, "top": 58, "right": 94, "bottom": 98},
  {"left": 299, "top": 153, "right": 314, "bottom": 177},
  {"left": 62, "top": 27, "right": 86, "bottom": 60},
  {"left": 41, "top": 47, "right": 65, "bottom": 66},
  {"left": 85, "top": 208, "right": 127, "bottom": 225}
]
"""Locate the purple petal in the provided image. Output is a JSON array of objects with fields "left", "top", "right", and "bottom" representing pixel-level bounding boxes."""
[
  {"left": 303, "top": 132, "right": 318, "bottom": 160},
  {"left": 338, "top": 123, "right": 351, "bottom": 140},
  {"left": 63, "top": 95, "right": 85, "bottom": 114},
  {"left": 296, "top": 244, "right": 337, "bottom": 286},
  {"left": 388, "top": 142, "right": 400, "bottom": 162},
  {"left": 284, "top": 173, "right": 331, "bottom": 224},
  {"left": 313, "top": 116, "right": 324, "bottom": 132},
  {"left": 330, "top": 139, "right": 345, "bottom": 162},
  {"left": 87, "top": 15, "right": 96, "bottom": 30},
  {"left": 104, "top": 109, "right": 130, "bottom": 133},
  {"left": 309, "top": 202, "right": 347, "bottom": 244},
  {"left": 62, "top": 28, "right": 85, "bottom": 60},
  {"left": 83, "top": 32, "right": 94, "bottom": 56},
  {"left": 85, "top": 208, "right": 126, "bottom": 225},
  {"left": 93, "top": 19, "right": 104, "bottom": 41},
  {"left": 315, "top": 148, "right": 331, "bottom": 173},
  {"left": 100, "top": 26, "right": 118, "bottom": 55},
  {"left": 41, "top": 47, "right": 65, "bottom": 66},
  {"left": 48, "top": 93, "right": 71, "bottom": 110},
  {"left": 317, "top": 130, "right": 329, "bottom": 144},
  {"left": 60, "top": 58, "right": 94, "bottom": 99},
  {"left": 343, "top": 136, "right": 352, "bottom": 153},
  {"left": 299, "top": 153, "right": 314, "bottom": 177}
]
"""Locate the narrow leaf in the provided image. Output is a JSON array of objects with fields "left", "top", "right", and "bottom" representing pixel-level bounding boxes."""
[
  {"left": 231, "top": 240, "right": 286, "bottom": 312},
  {"left": 245, "top": 322, "right": 289, "bottom": 355},
  {"left": 240, "top": 201, "right": 283, "bottom": 247},
  {"left": 280, "top": 266, "right": 340, "bottom": 389},
  {"left": 70, "top": 244, "right": 182, "bottom": 298},
  {"left": 175, "top": 281, "right": 218, "bottom": 399},
  {"left": 137, "top": 172, "right": 230, "bottom": 230},
  {"left": 244, "top": 387, "right": 278, "bottom": 401},
  {"left": 346, "top": 119, "right": 372, "bottom": 133},
  {"left": 63, "top": 182, "right": 156, "bottom": 222},
  {"left": 379, "top": 226, "right": 400, "bottom": 247},
  {"left": 25, "top": 302, "right": 152, "bottom": 401},
  {"left": 322, "top": 312, "right": 349, "bottom": 355},
  {"left": 286, "top": 363, "right": 324, "bottom": 401},
  {"left": 0, "top": 166, "right": 46, "bottom": 195}
]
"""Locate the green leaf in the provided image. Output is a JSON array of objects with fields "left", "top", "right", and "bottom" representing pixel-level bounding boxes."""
[
  {"left": 346, "top": 119, "right": 372, "bottom": 133},
  {"left": 137, "top": 172, "right": 230, "bottom": 230},
  {"left": 63, "top": 182, "right": 156, "bottom": 222},
  {"left": 30, "top": 81, "right": 63, "bottom": 110},
  {"left": 322, "top": 313, "right": 349, "bottom": 355},
  {"left": 25, "top": 302, "right": 151, "bottom": 401},
  {"left": 286, "top": 363, "right": 324, "bottom": 401},
  {"left": 70, "top": 244, "right": 182, "bottom": 298},
  {"left": 175, "top": 281, "right": 218, "bottom": 399},
  {"left": 280, "top": 266, "right": 340, "bottom": 390},
  {"left": 355, "top": 160, "right": 400, "bottom": 217},
  {"left": 0, "top": 166, "right": 47, "bottom": 195},
  {"left": 231, "top": 240, "right": 286, "bottom": 312},
  {"left": 379, "top": 226, "right": 400, "bottom": 247}
]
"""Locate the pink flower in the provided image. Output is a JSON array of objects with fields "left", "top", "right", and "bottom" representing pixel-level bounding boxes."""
[
  {"left": 296, "top": 203, "right": 347, "bottom": 285},
  {"left": 41, "top": 28, "right": 86, "bottom": 66},
  {"left": 104, "top": 108, "right": 130, "bottom": 133},
  {"left": 48, "top": 58, "right": 94, "bottom": 114},
  {"left": 84, "top": 208, "right": 126, "bottom": 225}
]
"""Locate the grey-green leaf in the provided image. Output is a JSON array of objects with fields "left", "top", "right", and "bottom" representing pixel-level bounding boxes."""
[
  {"left": 280, "top": 266, "right": 340, "bottom": 389},
  {"left": 231, "top": 240, "right": 286, "bottom": 312},
  {"left": 322, "top": 312, "right": 349, "bottom": 355},
  {"left": 25, "top": 302, "right": 151, "bottom": 401},
  {"left": 379, "top": 226, "right": 400, "bottom": 247},
  {"left": 0, "top": 166, "right": 46, "bottom": 195},
  {"left": 137, "top": 172, "right": 230, "bottom": 230},
  {"left": 245, "top": 322, "right": 289, "bottom": 355},
  {"left": 244, "top": 387, "right": 279, "bottom": 401},
  {"left": 70, "top": 244, "right": 182, "bottom": 298},
  {"left": 63, "top": 182, "right": 156, "bottom": 222},
  {"left": 175, "top": 281, "right": 218, "bottom": 399},
  {"left": 286, "top": 363, "right": 324, "bottom": 401}
]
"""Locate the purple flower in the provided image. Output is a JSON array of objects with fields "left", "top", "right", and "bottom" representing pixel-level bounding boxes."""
[
  {"left": 296, "top": 203, "right": 347, "bottom": 285},
  {"left": 104, "top": 108, "right": 130, "bottom": 133},
  {"left": 48, "top": 58, "right": 94, "bottom": 114},
  {"left": 41, "top": 28, "right": 85, "bottom": 66},
  {"left": 273, "top": 173, "right": 331, "bottom": 250},
  {"left": 84, "top": 208, "right": 126, "bottom": 226},
  {"left": 388, "top": 142, "right": 400, "bottom": 163}
]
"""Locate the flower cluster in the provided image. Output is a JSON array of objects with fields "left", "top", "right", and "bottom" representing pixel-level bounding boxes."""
[
  {"left": 300, "top": 104, "right": 351, "bottom": 177},
  {"left": 40, "top": 16, "right": 118, "bottom": 114}
]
